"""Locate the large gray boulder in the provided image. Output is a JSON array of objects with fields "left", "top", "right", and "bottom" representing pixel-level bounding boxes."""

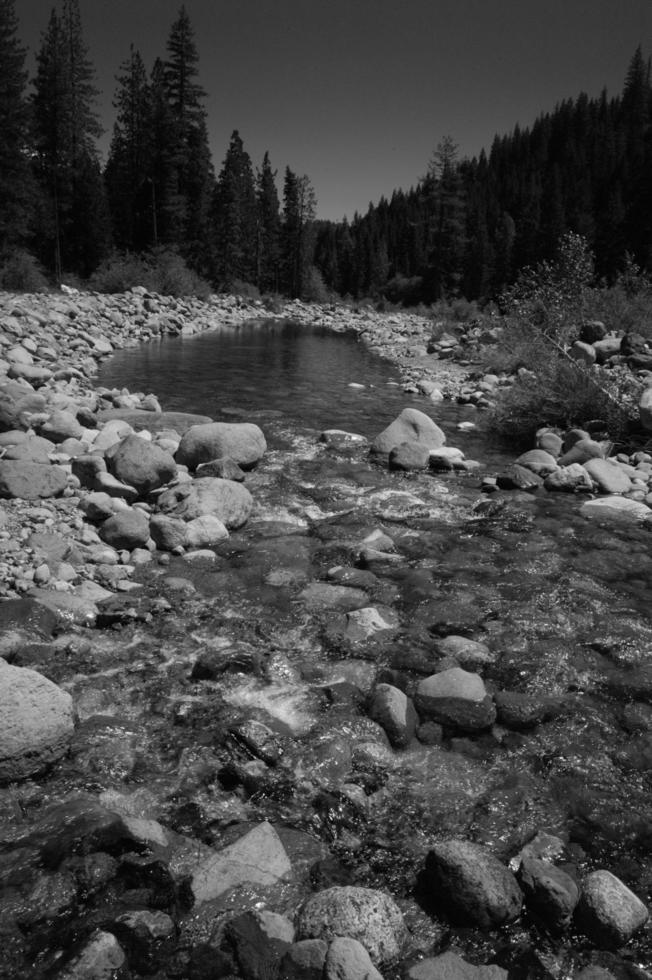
[
  {"left": 0, "top": 381, "right": 47, "bottom": 431},
  {"left": 372, "top": 408, "right": 446, "bottom": 455},
  {"left": 37, "top": 409, "right": 83, "bottom": 444},
  {"left": 99, "top": 508, "right": 151, "bottom": 550},
  {"left": 416, "top": 667, "right": 496, "bottom": 732},
  {"left": 406, "top": 951, "right": 508, "bottom": 980},
  {"left": 176, "top": 421, "right": 266, "bottom": 471},
  {"left": 106, "top": 434, "right": 177, "bottom": 496},
  {"left": 424, "top": 839, "right": 523, "bottom": 928},
  {"left": 157, "top": 477, "right": 253, "bottom": 529},
  {"left": 576, "top": 869, "right": 649, "bottom": 947},
  {"left": 0, "top": 460, "right": 68, "bottom": 499},
  {"left": 295, "top": 886, "right": 407, "bottom": 966},
  {"left": 582, "top": 458, "right": 632, "bottom": 494},
  {"left": 0, "top": 658, "right": 74, "bottom": 782}
]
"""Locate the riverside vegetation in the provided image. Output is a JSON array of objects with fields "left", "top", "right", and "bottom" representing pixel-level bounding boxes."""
[{"left": 0, "top": 252, "right": 652, "bottom": 980}]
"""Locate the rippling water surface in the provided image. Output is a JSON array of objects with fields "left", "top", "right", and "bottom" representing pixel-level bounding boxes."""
[{"left": 3, "top": 321, "right": 652, "bottom": 977}]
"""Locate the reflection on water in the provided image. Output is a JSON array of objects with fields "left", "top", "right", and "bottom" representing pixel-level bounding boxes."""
[{"left": 98, "top": 320, "right": 422, "bottom": 438}]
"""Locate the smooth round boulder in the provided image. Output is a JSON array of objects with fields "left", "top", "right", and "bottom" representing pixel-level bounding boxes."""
[
  {"left": 514, "top": 449, "right": 559, "bottom": 476},
  {"left": 295, "top": 886, "right": 408, "bottom": 966},
  {"left": 424, "top": 839, "right": 523, "bottom": 928},
  {"left": 544, "top": 464, "right": 593, "bottom": 492},
  {"left": 416, "top": 667, "right": 496, "bottom": 731},
  {"left": 99, "top": 508, "right": 151, "bottom": 550},
  {"left": 576, "top": 870, "right": 648, "bottom": 948},
  {"left": 0, "top": 381, "right": 47, "bottom": 431},
  {"left": 157, "top": 477, "right": 253, "bottom": 529},
  {"left": 372, "top": 408, "right": 446, "bottom": 455},
  {"left": 176, "top": 421, "right": 266, "bottom": 471},
  {"left": 106, "top": 433, "right": 177, "bottom": 496},
  {"left": 0, "top": 658, "right": 74, "bottom": 782},
  {"left": 149, "top": 514, "right": 188, "bottom": 551}
]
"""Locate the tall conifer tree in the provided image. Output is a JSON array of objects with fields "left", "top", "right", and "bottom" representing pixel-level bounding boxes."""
[
  {"left": 0, "top": 0, "right": 34, "bottom": 253},
  {"left": 105, "top": 46, "right": 153, "bottom": 251},
  {"left": 212, "top": 130, "right": 257, "bottom": 286},
  {"left": 31, "top": 0, "right": 109, "bottom": 278},
  {"left": 160, "top": 6, "right": 214, "bottom": 267},
  {"left": 256, "top": 151, "right": 281, "bottom": 291}
]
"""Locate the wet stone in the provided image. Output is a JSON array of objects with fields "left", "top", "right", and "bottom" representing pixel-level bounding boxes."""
[{"left": 424, "top": 839, "right": 523, "bottom": 928}]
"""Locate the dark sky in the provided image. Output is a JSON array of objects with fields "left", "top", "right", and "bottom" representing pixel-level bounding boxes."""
[{"left": 16, "top": 0, "right": 652, "bottom": 220}]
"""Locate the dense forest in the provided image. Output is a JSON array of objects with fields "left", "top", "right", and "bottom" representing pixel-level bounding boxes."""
[{"left": 0, "top": 0, "right": 650, "bottom": 303}]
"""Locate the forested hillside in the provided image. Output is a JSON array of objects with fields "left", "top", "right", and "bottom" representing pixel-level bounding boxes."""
[
  {"left": 314, "top": 47, "right": 652, "bottom": 304},
  {"left": 0, "top": 0, "right": 650, "bottom": 302}
]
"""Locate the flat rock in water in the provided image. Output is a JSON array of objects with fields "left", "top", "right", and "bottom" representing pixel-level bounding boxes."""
[
  {"left": 191, "top": 820, "right": 292, "bottom": 903},
  {"left": 582, "top": 458, "right": 633, "bottom": 494},
  {"left": 0, "top": 657, "right": 74, "bottom": 782},
  {"left": 580, "top": 496, "right": 652, "bottom": 524},
  {"left": 416, "top": 668, "right": 496, "bottom": 732},
  {"left": 406, "top": 951, "right": 508, "bottom": 980}
]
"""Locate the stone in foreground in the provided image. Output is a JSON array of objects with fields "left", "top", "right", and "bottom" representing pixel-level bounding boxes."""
[
  {"left": 191, "top": 820, "right": 292, "bottom": 903},
  {"left": 416, "top": 667, "right": 496, "bottom": 731},
  {"left": 406, "top": 950, "right": 508, "bottom": 980},
  {"left": 576, "top": 869, "right": 649, "bottom": 947},
  {"left": 176, "top": 421, "right": 266, "bottom": 470},
  {"left": 295, "top": 885, "right": 407, "bottom": 966},
  {"left": 425, "top": 839, "right": 523, "bottom": 928},
  {"left": 0, "top": 657, "right": 74, "bottom": 782},
  {"left": 372, "top": 407, "right": 446, "bottom": 455}
]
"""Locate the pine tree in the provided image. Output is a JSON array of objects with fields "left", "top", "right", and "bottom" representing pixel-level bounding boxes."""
[
  {"left": 105, "top": 45, "right": 153, "bottom": 250},
  {"left": 281, "top": 169, "right": 316, "bottom": 297},
  {"left": 424, "top": 137, "right": 467, "bottom": 299},
  {"left": 0, "top": 0, "right": 34, "bottom": 253},
  {"left": 256, "top": 151, "right": 281, "bottom": 292},
  {"left": 212, "top": 130, "right": 257, "bottom": 286},
  {"left": 160, "top": 6, "right": 214, "bottom": 266},
  {"left": 31, "top": 0, "right": 109, "bottom": 279}
]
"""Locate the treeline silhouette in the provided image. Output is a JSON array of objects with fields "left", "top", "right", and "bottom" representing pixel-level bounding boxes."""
[{"left": 0, "top": 0, "right": 649, "bottom": 301}]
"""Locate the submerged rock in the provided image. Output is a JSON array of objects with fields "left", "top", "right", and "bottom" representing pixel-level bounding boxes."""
[
  {"left": 191, "top": 820, "right": 292, "bottom": 903},
  {"left": 416, "top": 668, "right": 496, "bottom": 732}
]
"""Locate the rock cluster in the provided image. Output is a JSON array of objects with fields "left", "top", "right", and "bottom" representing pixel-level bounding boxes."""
[{"left": 487, "top": 424, "right": 652, "bottom": 523}]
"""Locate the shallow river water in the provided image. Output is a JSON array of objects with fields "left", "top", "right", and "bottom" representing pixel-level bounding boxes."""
[{"left": 2, "top": 321, "right": 652, "bottom": 978}]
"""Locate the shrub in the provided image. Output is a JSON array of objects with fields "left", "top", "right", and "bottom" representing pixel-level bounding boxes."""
[
  {"left": 230, "top": 279, "right": 260, "bottom": 301},
  {"left": 89, "top": 248, "right": 211, "bottom": 298},
  {"left": 488, "top": 357, "right": 642, "bottom": 448},
  {"left": 301, "top": 266, "right": 334, "bottom": 304},
  {"left": 500, "top": 232, "right": 595, "bottom": 346},
  {"left": 0, "top": 250, "right": 50, "bottom": 293},
  {"left": 262, "top": 292, "right": 285, "bottom": 314}
]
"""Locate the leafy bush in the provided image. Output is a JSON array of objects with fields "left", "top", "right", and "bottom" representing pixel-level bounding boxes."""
[
  {"left": 488, "top": 358, "right": 642, "bottom": 448},
  {"left": 500, "top": 232, "right": 595, "bottom": 345},
  {"left": 262, "top": 292, "right": 285, "bottom": 313},
  {"left": 89, "top": 248, "right": 211, "bottom": 298},
  {"left": 301, "top": 265, "right": 334, "bottom": 304},
  {"left": 230, "top": 279, "right": 260, "bottom": 301},
  {"left": 0, "top": 250, "right": 50, "bottom": 292}
]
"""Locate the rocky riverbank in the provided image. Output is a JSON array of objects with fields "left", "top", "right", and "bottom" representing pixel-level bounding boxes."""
[{"left": 1, "top": 288, "right": 652, "bottom": 980}]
